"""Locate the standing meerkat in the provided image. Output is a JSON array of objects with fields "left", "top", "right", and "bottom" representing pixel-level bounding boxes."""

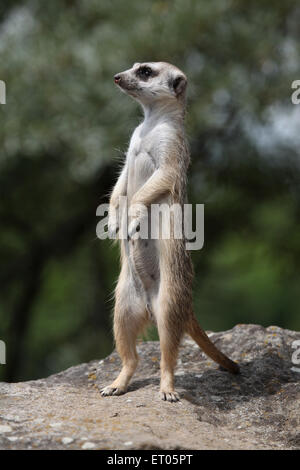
[{"left": 101, "top": 62, "right": 239, "bottom": 402}]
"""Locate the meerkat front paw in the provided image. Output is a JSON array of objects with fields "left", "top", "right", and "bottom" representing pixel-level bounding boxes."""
[
  {"left": 159, "top": 390, "right": 180, "bottom": 403},
  {"left": 108, "top": 213, "right": 119, "bottom": 238},
  {"left": 100, "top": 385, "right": 126, "bottom": 396},
  {"left": 127, "top": 216, "right": 141, "bottom": 239},
  {"left": 128, "top": 203, "right": 148, "bottom": 239}
]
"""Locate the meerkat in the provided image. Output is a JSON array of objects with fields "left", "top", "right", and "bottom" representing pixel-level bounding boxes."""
[{"left": 101, "top": 62, "right": 239, "bottom": 402}]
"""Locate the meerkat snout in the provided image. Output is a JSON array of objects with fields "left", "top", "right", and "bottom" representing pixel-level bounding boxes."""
[{"left": 114, "top": 74, "right": 121, "bottom": 84}]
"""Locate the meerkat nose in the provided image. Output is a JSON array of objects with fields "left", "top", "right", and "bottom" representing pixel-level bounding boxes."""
[{"left": 114, "top": 74, "right": 122, "bottom": 84}]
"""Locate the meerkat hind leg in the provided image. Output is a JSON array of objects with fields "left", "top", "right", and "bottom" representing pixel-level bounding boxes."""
[
  {"left": 101, "top": 310, "right": 145, "bottom": 396},
  {"left": 157, "top": 315, "right": 183, "bottom": 403},
  {"left": 101, "top": 279, "right": 147, "bottom": 396}
]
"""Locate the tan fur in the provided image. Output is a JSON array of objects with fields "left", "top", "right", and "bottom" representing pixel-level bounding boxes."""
[{"left": 101, "top": 62, "right": 239, "bottom": 402}]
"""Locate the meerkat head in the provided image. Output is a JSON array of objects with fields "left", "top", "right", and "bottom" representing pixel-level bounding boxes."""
[{"left": 114, "top": 62, "right": 187, "bottom": 108}]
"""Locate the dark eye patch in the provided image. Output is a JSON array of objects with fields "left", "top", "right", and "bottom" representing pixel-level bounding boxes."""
[{"left": 136, "top": 66, "right": 154, "bottom": 79}]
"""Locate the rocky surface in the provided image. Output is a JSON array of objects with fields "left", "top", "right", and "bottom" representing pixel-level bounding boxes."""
[{"left": 0, "top": 324, "right": 299, "bottom": 450}]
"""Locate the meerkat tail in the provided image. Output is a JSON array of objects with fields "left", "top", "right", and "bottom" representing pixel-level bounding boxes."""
[{"left": 187, "top": 316, "right": 240, "bottom": 374}]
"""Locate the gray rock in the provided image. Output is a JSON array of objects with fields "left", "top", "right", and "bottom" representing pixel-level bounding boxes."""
[{"left": 0, "top": 324, "right": 299, "bottom": 449}]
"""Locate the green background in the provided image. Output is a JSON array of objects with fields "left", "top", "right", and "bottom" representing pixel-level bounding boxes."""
[{"left": 0, "top": 0, "right": 300, "bottom": 382}]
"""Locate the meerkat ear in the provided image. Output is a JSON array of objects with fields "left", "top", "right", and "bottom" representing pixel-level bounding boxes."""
[{"left": 172, "top": 75, "right": 187, "bottom": 96}]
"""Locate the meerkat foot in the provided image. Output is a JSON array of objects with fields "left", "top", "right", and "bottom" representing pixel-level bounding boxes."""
[
  {"left": 159, "top": 390, "right": 180, "bottom": 402},
  {"left": 100, "top": 385, "right": 127, "bottom": 396}
]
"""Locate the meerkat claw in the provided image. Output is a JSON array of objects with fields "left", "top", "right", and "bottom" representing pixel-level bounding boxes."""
[
  {"left": 108, "top": 220, "right": 119, "bottom": 239},
  {"left": 100, "top": 386, "right": 125, "bottom": 396},
  {"left": 159, "top": 391, "right": 180, "bottom": 402},
  {"left": 127, "top": 218, "right": 141, "bottom": 240}
]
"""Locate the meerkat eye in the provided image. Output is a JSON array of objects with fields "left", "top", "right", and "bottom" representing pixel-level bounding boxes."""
[{"left": 137, "top": 66, "right": 153, "bottom": 78}]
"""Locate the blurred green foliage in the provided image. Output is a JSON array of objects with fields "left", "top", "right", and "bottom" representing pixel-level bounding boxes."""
[{"left": 0, "top": 0, "right": 300, "bottom": 381}]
